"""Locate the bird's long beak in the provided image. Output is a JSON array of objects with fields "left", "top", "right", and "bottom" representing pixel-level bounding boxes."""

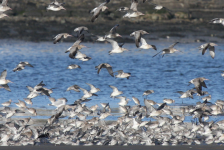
[{"left": 188, "top": 82, "right": 191, "bottom": 86}]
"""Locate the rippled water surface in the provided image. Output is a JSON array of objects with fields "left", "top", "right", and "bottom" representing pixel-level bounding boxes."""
[{"left": 0, "top": 40, "right": 224, "bottom": 120}]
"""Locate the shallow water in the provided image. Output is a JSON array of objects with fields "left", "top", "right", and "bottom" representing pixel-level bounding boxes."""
[{"left": 0, "top": 39, "right": 224, "bottom": 120}]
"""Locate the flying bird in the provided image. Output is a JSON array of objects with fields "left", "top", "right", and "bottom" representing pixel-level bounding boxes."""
[
  {"left": 95, "top": 63, "right": 114, "bottom": 77},
  {"left": 188, "top": 77, "right": 209, "bottom": 96},
  {"left": 153, "top": 42, "right": 180, "bottom": 57},
  {"left": 47, "top": 0, "right": 65, "bottom": 11},
  {"left": 13, "top": 62, "right": 33, "bottom": 72},
  {"left": 106, "top": 39, "right": 128, "bottom": 54},
  {"left": 139, "top": 37, "right": 157, "bottom": 50},
  {"left": 53, "top": 33, "right": 72, "bottom": 44},
  {"left": 90, "top": 0, "right": 110, "bottom": 22},
  {"left": 0, "top": 70, "right": 12, "bottom": 92},
  {"left": 199, "top": 43, "right": 217, "bottom": 59},
  {"left": 210, "top": 18, "right": 224, "bottom": 26},
  {"left": 0, "top": 0, "right": 11, "bottom": 12},
  {"left": 65, "top": 34, "right": 85, "bottom": 59},
  {"left": 123, "top": 0, "right": 145, "bottom": 18},
  {"left": 130, "top": 30, "right": 149, "bottom": 48}
]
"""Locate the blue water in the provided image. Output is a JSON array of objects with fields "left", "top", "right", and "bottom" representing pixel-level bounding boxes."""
[{"left": 0, "top": 40, "right": 224, "bottom": 117}]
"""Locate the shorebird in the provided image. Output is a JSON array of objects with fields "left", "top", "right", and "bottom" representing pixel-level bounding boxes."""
[
  {"left": 139, "top": 38, "right": 157, "bottom": 50},
  {"left": 80, "top": 87, "right": 98, "bottom": 99},
  {"left": 116, "top": 96, "right": 129, "bottom": 106},
  {"left": 23, "top": 98, "right": 33, "bottom": 105},
  {"left": 130, "top": 30, "right": 149, "bottom": 48},
  {"left": 67, "top": 64, "right": 81, "bottom": 69},
  {"left": 66, "top": 85, "right": 80, "bottom": 92},
  {"left": 90, "top": 0, "right": 110, "bottom": 22},
  {"left": 153, "top": 42, "right": 180, "bottom": 57},
  {"left": 163, "top": 98, "right": 175, "bottom": 104},
  {"left": 113, "top": 70, "right": 131, "bottom": 79},
  {"left": 53, "top": 33, "right": 72, "bottom": 44},
  {"left": 1, "top": 99, "right": 12, "bottom": 107},
  {"left": 202, "top": 95, "right": 211, "bottom": 102},
  {"left": 210, "top": 18, "right": 224, "bottom": 26},
  {"left": 95, "top": 63, "right": 114, "bottom": 77},
  {"left": 74, "top": 51, "right": 91, "bottom": 62},
  {"left": 27, "top": 108, "right": 37, "bottom": 116},
  {"left": 13, "top": 62, "right": 33, "bottom": 72},
  {"left": 123, "top": 0, "right": 145, "bottom": 18},
  {"left": 0, "top": 12, "right": 7, "bottom": 18},
  {"left": 109, "top": 85, "right": 123, "bottom": 98},
  {"left": 65, "top": 34, "right": 85, "bottom": 59},
  {"left": 74, "top": 26, "right": 89, "bottom": 37},
  {"left": 221, "top": 71, "right": 224, "bottom": 77},
  {"left": 15, "top": 100, "right": 27, "bottom": 109},
  {"left": 105, "top": 24, "right": 122, "bottom": 39},
  {"left": 149, "top": 3, "right": 172, "bottom": 12},
  {"left": 106, "top": 39, "right": 128, "bottom": 54},
  {"left": 27, "top": 81, "right": 50, "bottom": 99},
  {"left": 86, "top": 83, "right": 100, "bottom": 94},
  {"left": 143, "top": 90, "right": 154, "bottom": 97},
  {"left": 0, "top": 70, "right": 12, "bottom": 92},
  {"left": 132, "top": 96, "right": 140, "bottom": 105},
  {"left": 48, "top": 98, "right": 67, "bottom": 110},
  {"left": 199, "top": 43, "right": 217, "bottom": 59},
  {"left": 47, "top": 0, "right": 65, "bottom": 11},
  {"left": 0, "top": 0, "right": 11, "bottom": 12},
  {"left": 189, "top": 77, "right": 209, "bottom": 96}
]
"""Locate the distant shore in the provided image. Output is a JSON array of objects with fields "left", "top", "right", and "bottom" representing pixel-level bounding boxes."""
[{"left": 0, "top": 0, "right": 224, "bottom": 42}]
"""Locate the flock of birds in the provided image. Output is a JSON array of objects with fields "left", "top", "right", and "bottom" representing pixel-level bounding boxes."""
[{"left": 1, "top": 0, "right": 224, "bottom": 146}]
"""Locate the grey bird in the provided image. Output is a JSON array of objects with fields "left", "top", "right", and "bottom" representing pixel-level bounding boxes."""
[
  {"left": 105, "top": 24, "right": 122, "bottom": 39},
  {"left": 153, "top": 42, "right": 180, "bottom": 58},
  {"left": 0, "top": 0, "right": 11, "bottom": 12},
  {"left": 65, "top": 34, "right": 85, "bottom": 59},
  {"left": 53, "top": 33, "right": 72, "bottom": 44},
  {"left": 189, "top": 77, "right": 209, "bottom": 96},
  {"left": 113, "top": 70, "right": 131, "bottom": 79},
  {"left": 66, "top": 85, "right": 80, "bottom": 92},
  {"left": 199, "top": 43, "right": 217, "bottom": 59},
  {"left": 0, "top": 70, "right": 12, "bottom": 92},
  {"left": 90, "top": 0, "right": 110, "bottom": 22},
  {"left": 130, "top": 30, "right": 149, "bottom": 48},
  {"left": 47, "top": 0, "right": 65, "bottom": 11},
  {"left": 1, "top": 99, "right": 12, "bottom": 107},
  {"left": 13, "top": 62, "right": 33, "bottom": 72},
  {"left": 143, "top": 90, "right": 154, "bottom": 97},
  {"left": 95, "top": 63, "right": 114, "bottom": 77},
  {"left": 67, "top": 64, "right": 81, "bottom": 69},
  {"left": 74, "top": 26, "right": 89, "bottom": 37},
  {"left": 123, "top": 0, "right": 145, "bottom": 18}
]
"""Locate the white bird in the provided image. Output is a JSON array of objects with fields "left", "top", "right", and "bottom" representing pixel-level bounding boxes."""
[
  {"left": 113, "top": 70, "right": 131, "bottom": 79},
  {"left": 106, "top": 39, "right": 128, "bottom": 54},
  {"left": 86, "top": 83, "right": 100, "bottom": 94},
  {"left": 1, "top": 99, "right": 12, "bottom": 107},
  {"left": 80, "top": 87, "right": 98, "bottom": 99},
  {"left": 48, "top": 97, "right": 67, "bottom": 110},
  {"left": 0, "top": 0, "right": 11, "bottom": 12},
  {"left": 210, "top": 18, "right": 224, "bottom": 26},
  {"left": 139, "top": 38, "right": 157, "bottom": 50},
  {"left": 109, "top": 85, "right": 123, "bottom": 98},
  {"left": 116, "top": 96, "right": 129, "bottom": 106},
  {"left": 47, "top": 0, "right": 66, "bottom": 11},
  {"left": 0, "top": 70, "right": 13, "bottom": 92},
  {"left": 123, "top": 0, "right": 144, "bottom": 18}
]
